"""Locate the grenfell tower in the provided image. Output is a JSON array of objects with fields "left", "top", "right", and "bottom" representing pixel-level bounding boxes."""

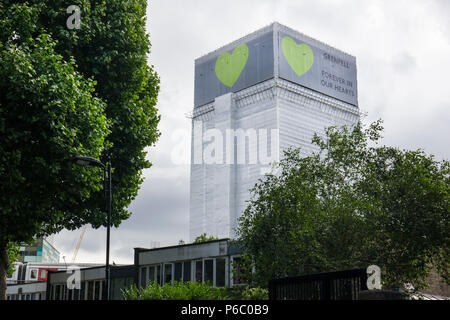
[{"left": 189, "top": 23, "right": 360, "bottom": 241}]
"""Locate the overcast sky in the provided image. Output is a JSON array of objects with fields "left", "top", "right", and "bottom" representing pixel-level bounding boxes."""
[{"left": 54, "top": 0, "right": 450, "bottom": 265}]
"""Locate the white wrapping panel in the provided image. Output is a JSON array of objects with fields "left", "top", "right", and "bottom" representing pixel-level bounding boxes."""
[{"left": 189, "top": 80, "right": 359, "bottom": 242}]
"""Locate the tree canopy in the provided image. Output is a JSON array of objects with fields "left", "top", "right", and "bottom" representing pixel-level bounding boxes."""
[
  {"left": 236, "top": 120, "right": 449, "bottom": 291},
  {"left": 0, "top": 1, "right": 160, "bottom": 298},
  {"left": 193, "top": 233, "right": 219, "bottom": 244}
]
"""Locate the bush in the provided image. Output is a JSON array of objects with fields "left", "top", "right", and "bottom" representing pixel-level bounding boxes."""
[
  {"left": 241, "top": 286, "right": 269, "bottom": 300},
  {"left": 122, "top": 281, "right": 229, "bottom": 300},
  {"left": 122, "top": 282, "right": 269, "bottom": 300},
  {"left": 221, "top": 285, "right": 267, "bottom": 300}
]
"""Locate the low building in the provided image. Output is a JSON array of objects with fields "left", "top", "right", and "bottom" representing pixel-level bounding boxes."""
[
  {"left": 7, "top": 239, "right": 246, "bottom": 300},
  {"left": 134, "top": 238, "right": 244, "bottom": 289},
  {"left": 46, "top": 265, "right": 135, "bottom": 300},
  {"left": 6, "top": 262, "right": 102, "bottom": 285},
  {"left": 6, "top": 282, "right": 47, "bottom": 300},
  {"left": 6, "top": 262, "right": 103, "bottom": 300}
]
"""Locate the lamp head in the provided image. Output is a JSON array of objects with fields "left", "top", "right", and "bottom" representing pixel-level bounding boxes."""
[{"left": 72, "top": 156, "right": 105, "bottom": 168}]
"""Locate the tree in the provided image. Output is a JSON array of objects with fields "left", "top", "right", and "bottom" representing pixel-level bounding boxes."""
[
  {"left": 193, "top": 234, "right": 219, "bottom": 244},
  {"left": 236, "top": 120, "right": 449, "bottom": 291},
  {"left": 0, "top": 1, "right": 160, "bottom": 299},
  {"left": 5, "top": 243, "right": 19, "bottom": 277}
]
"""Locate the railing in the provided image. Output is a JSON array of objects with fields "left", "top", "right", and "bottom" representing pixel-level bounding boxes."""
[{"left": 268, "top": 268, "right": 368, "bottom": 300}]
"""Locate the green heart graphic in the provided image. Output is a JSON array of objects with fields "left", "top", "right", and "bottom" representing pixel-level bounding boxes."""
[
  {"left": 282, "top": 36, "right": 314, "bottom": 77},
  {"left": 215, "top": 43, "right": 249, "bottom": 87}
]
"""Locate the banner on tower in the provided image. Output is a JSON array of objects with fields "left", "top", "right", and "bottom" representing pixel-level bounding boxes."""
[
  {"left": 194, "top": 25, "right": 359, "bottom": 108},
  {"left": 194, "top": 31, "right": 274, "bottom": 108},
  {"left": 278, "top": 31, "right": 358, "bottom": 106}
]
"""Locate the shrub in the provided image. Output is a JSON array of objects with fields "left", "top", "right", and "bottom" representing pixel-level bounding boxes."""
[
  {"left": 122, "top": 281, "right": 269, "bottom": 300},
  {"left": 122, "top": 281, "right": 229, "bottom": 300},
  {"left": 241, "top": 286, "right": 269, "bottom": 300}
]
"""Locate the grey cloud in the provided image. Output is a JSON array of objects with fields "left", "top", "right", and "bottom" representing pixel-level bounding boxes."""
[
  {"left": 123, "top": 176, "right": 189, "bottom": 233},
  {"left": 381, "top": 104, "right": 450, "bottom": 161},
  {"left": 434, "top": 0, "right": 450, "bottom": 39},
  {"left": 392, "top": 52, "right": 416, "bottom": 74}
]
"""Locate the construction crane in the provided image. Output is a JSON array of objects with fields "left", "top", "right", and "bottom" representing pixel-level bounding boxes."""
[{"left": 71, "top": 225, "right": 88, "bottom": 263}]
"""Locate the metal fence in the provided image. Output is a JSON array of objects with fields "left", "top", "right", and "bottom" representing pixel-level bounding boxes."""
[{"left": 268, "top": 268, "right": 368, "bottom": 300}]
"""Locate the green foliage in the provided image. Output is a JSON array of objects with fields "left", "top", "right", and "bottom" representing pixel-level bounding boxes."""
[
  {"left": 218, "top": 285, "right": 269, "bottom": 300},
  {"left": 241, "top": 286, "right": 269, "bottom": 300},
  {"left": 123, "top": 281, "right": 229, "bottom": 300},
  {"left": 237, "top": 120, "right": 449, "bottom": 292},
  {"left": 122, "top": 281, "right": 269, "bottom": 300},
  {"left": 0, "top": 0, "right": 160, "bottom": 298},
  {"left": 0, "top": 0, "right": 160, "bottom": 239},
  {"left": 6, "top": 243, "right": 19, "bottom": 277},
  {"left": 0, "top": 31, "right": 110, "bottom": 241},
  {"left": 193, "top": 233, "right": 219, "bottom": 244}
]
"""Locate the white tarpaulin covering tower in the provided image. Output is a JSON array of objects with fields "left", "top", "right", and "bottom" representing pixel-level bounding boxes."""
[{"left": 189, "top": 22, "right": 360, "bottom": 241}]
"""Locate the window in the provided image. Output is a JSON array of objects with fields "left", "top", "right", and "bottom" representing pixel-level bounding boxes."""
[
  {"left": 232, "top": 257, "right": 243, "bottom": 285},
  {"left": 140, "top": 267, "right": 147, "bottom": 288},
  {"left": 49, "top": 284, "right": 53, "bottom": 300},
  {"left": 80, "top": 281, "right": 86, "bottom": 300},
  {"left": 110, "top": 277, "right": 133, "bottom": 300},
  {"left": 18, "top": 265, "right": 25, "bottom": 283},
  {"left": 55, "top": 285, "right": 61, "bottom": 300},
  {"left": 216, "top": 258, "right": 226, "bottom": 287},
  {"left": 148, "top": 266, "right": 155, "bottom": 284},
  {"left": 94, "top": 281, "right": 101, "bottom": 300},
  {"left": 30, "top": 269, "right": 37, "bottom": 280},
  {"left": 204, "top": 260, "right": 213, "bottom": 284},
  {"left": 111, "top": 278, "right": 123, "bottom": 300},
  {"left": 101, "top": 280, "right": 106, "bottom": 300},
  {"left": 60, "top": 284, "right": 66, "bottom": 300},
  {"left": 156, "top": 265, "right": 161, "bottom": 285},
  {"left": 87, "top": 281, "right": 94, "bottom": 300},
  {"left": 174, "top": 263, "right": 182, "bottom": 282},
  {"left": 183, "top": 261, "right": 191, "bottom": 282},
  {"left": 164, "top": 264, "right": 172, "bottom": 284},
  {"left": 62, "top": 284, "right": 67, "bottom": 300},
  {"left": 73, "top": 288, "right": 80, "bottom": 301},
  {"left": 195, "top": 261, "right": 202, "bottom": 282}
]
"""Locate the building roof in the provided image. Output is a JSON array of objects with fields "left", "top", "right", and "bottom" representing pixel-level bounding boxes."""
[
  {"left": 196, "top": 22, "right": 356, "bottom": 64},
  {"left": 134, "top": 238, "right": 231, "bottom": 254},
  {"left": 14, "top": 262, "right": 103, "bottom": 268}
]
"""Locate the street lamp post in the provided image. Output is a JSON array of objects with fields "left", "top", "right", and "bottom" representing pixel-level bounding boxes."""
[{"left": 73, "top": 156, "right": 111, "bottom": 300}]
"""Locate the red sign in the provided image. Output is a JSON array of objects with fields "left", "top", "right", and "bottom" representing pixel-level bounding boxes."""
[{"left": 38, "top": 268, "right": 58, "bottom": 281}]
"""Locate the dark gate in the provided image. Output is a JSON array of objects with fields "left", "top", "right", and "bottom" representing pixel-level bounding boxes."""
[{"left": 268, "top": 268, "right": 368, "bottom": 300}]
